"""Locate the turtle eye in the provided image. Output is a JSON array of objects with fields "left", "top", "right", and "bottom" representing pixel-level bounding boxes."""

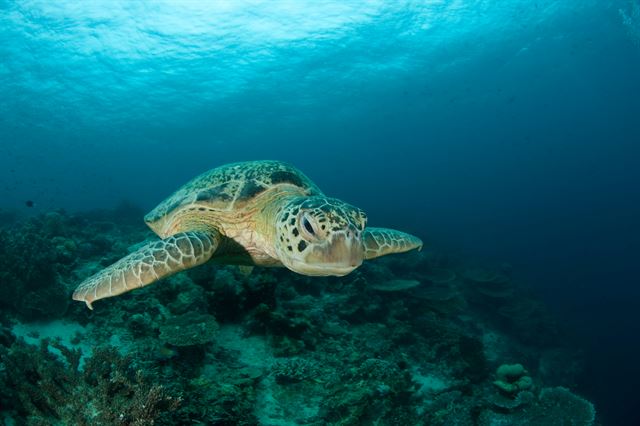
[{"left": 302, "top": 215, "right": 315, "bottom": 235}]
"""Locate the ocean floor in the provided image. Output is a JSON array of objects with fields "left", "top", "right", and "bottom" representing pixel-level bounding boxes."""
[{"left": 0, "top": 209, "right": 598, "bottom": 425}]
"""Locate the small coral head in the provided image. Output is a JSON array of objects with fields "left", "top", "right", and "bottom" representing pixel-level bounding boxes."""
[{"left": 275, "top": 196, "right": 367, "bottom": 276}]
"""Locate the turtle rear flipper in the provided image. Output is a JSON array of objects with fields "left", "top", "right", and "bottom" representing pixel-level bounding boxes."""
[
  {"left": 363, "top": 227, "right": 422, "bottom": 260},
  {"left": 73, "top": 231, "right": 220, "bottom": 310}
]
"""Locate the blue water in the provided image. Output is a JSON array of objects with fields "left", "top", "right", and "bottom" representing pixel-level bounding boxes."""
[{"left": 1, "top": 1, "right": 639, "bottom": 423}]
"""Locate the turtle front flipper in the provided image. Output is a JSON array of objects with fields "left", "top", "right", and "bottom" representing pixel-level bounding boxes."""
[
  {"left": 73, "top": 231, "right": 220, "bottom": 310},
  {"left": 363, "top": 227, "right": 423, "bottom": 260}
]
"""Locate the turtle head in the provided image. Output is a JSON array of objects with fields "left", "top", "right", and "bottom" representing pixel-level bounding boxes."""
[{"left": 274, "top": 196, "right": 367, "bottom": 276}]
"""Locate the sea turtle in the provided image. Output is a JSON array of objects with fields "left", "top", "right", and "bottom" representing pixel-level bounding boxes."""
[{"left": 73, "top": 160, "right": 422, "bottom": 309}]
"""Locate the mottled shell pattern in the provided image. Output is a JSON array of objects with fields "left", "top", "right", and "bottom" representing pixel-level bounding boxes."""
[{"left": 144, "top": 160, "right": 322, "bottom": 229}]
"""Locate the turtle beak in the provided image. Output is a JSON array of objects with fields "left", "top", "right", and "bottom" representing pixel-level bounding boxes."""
[{"left": 303, "top": 227, "right": 364, "bottom": 276}]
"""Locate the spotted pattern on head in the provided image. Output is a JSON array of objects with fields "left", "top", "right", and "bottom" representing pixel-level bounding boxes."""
[{"left": 276, "top": 196, "right": 367, "bottom": 255}]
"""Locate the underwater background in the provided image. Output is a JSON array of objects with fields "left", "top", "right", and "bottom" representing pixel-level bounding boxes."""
[{"left": 1, "top": 0, "right": 639, "bottom": 425}]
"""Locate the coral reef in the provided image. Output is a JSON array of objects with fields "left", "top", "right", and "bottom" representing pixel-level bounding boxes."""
[
  {"left": 0, "top": 210, "right": 599, "bottom": 424},
  {"left": 158, "top": 312, "right": 219, "bottom": 347},
  {"left": 0, "top": 213, "right": 71, "bottom": 320},
  {"left": 272, "top": 357, "right": 319, "bottom": 384},
  {"left": 0, "top": 210, "right": 152, "bottom": 321},
  {"left": 493, "top": 363, "right": 533, "bottom": 395},
  {"left": 0, "top": 337, "right": 180, "bottom": 425},
  {"left": 478, "top": 386, "right": 596, "bottom": 426}
]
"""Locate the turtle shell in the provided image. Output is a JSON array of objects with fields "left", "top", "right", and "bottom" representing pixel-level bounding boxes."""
[{"left": 144, "top": 160, "right": 322, "bottom": 227}]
